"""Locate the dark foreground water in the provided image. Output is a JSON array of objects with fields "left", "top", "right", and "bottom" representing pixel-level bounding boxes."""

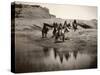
[{"left": 15, "top": 47, "right": 97, "bottom": 73}]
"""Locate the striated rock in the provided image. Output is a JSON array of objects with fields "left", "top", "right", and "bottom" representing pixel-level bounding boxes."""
[{"left": 12, "top": 2, "right": 56, "bottom": 19}]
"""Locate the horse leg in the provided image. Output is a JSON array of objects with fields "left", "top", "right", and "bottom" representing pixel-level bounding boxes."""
[
  {"left": 52, "top": 35, "right": 54, "bottom": 38},
  {"left": 55, "top": 37, "right": 57, "bottom": 43},
  {"left": 44, "top": 33, "right": 46, "bottom": 38},
  {"left": 42, "top": 31, "right": 44, "bottom": 38},
  {"left": 52, "top": 32, "right": 54, "bottom": 38},
  {"left": 55, "top": 35, "right": 58, "bottom": 43},
  {"left": 45, "top": 33, "right": 47, "bottom": 38},
  {"left": 62, "top": 34, "right": 65, "bottom": 42},
  {"left": 52, "top": 30, "right": 55, "bottom": 38}
]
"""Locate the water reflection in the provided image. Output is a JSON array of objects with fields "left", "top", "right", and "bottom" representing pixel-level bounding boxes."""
[
  {"left": 43, "top": 48, "right": 79, "bottom": 64},
  {"left": 53, "top": 48, "right": 58, "bottom": 59},
  {"left": 53, "top": 48, "right": 71, "bottom": 63},
  {"left": 43, "top": 47, "right": 49, "bottom": 56},
  {"left": 16, "top": 47, "right": 97, "bottom": 73},
  {"left": 73, "top": 51, "right": 78, "bottom": 59},
  {"left": 42, "top": 47, "right": 97, "bottom": 69},
  {"left": 64, "top": 52, "right": 70, "bottom": 61}
]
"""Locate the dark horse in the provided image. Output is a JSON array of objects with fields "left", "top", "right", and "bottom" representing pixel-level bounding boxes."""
[
  {"left": 52, "top": 22, "right": 58, "bottom": 38},
  {"left": 42, "top": 23, "right": 49, "bottom": 38},
  {"left": 42, "top": 23, "right": 53, "bottom": 38},
  {"left": 72, "top": 20, "right": 78, "bottom": 31}
]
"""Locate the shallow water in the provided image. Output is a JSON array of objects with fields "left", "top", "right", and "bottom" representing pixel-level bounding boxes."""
[{"left": 15, "top": 47, "right": 97, "bottom": 73}]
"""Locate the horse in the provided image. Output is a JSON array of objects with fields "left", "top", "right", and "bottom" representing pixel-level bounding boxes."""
[
  {"left": 42, "top": 23, "right": 49, "bottom": 38},
  {"left": 72, "top": 20, "right": 78, "bottom": 31},
  {"left": 54, "top": 22, "right": 71, "bottom": 42},
  {"left": 52, "top": 22, "right": 58, "bottom": 38},
  {"left": 42, "top": 23, "right": 53, "bottom": 38}
]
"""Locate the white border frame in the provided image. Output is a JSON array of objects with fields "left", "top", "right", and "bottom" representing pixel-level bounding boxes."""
[{"left": 0, "top": 0, "right": 99, "bottom": 75}]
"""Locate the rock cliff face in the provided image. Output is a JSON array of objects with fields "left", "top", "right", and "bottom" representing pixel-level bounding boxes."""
[
  {"left": 14, "top": 3, "right": 56, "bottom": 19},
  {"left": 11, "top": 2, "right": 97, "bottom": 29}
]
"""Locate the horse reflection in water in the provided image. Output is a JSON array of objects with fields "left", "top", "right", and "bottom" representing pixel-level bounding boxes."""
[
  {"left": 16, "top": 47, "right": 97, "bottom": 72},
  {"left": 43, "top": 47, "right": 97, "bottom": 69},
  {"left": 40, "top": 47, "right": 96, "bottom": 70},
  {"left": 53, "top": 48, "right": 71, "bottom": 63},
  {"left": 43, "top": 47, "right": 78, "bottom": 64}
]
